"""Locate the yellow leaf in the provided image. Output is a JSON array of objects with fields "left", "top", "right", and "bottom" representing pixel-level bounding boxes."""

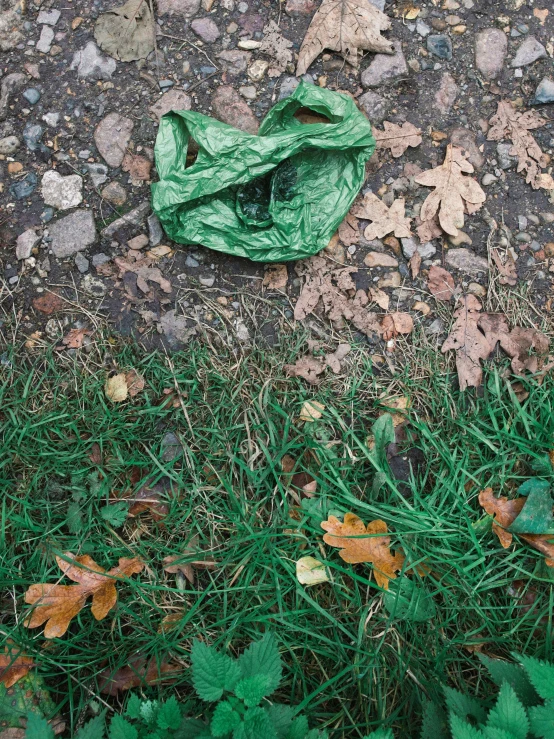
[
  {"left": 105, "top": 373, "right": 128, "bottom": 402},
  {"left": 296, "top": 556, "right": 330, "bottom": 586},
  {"left": 299, "top": 400, "right": 325, "bottom": 422}
]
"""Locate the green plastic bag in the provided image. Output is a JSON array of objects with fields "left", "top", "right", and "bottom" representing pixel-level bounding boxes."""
[{"left": 151, "top": 82, "right": 375, "bottom": 262}]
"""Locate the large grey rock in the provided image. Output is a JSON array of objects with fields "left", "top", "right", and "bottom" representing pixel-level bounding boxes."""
[
  {"left": 534, "top": 77, "right": 554, "bottom": 104},
  {"left": 94, "top": 113, "right": 133, "bottom": 167},
  {"left": 475, "top": 28, "right": 507, "bottom": 80},
  {"left": 434, "top": 72, "right": 458, "bottom": 114},
  {"left": 101, "top": 201, "right": 151, "bottom": 238},
  {"left": 445, "top": 248, "right": 489, "bottom": 274},
  {"left": 16, "top": 229, "right": 41, "bottom": 260},
  {"left": 50, "top": 210, "right": 96, "bottom": 258},
  {"left": 212, "top": 86, "right": 259, "bottom": 134},
  {"left": 36, "top": 25, "right": 54, "bottom": 53},
  {"left": 70, "top": 42, "right": 116, "bottom": 80},
  {"left": 37, "top": 8, "right": 60, "bottom": 25},
  {"left": 150, "top": 90, "right": 191, "bottom": 121},
  {"left": 157, "top": 0, "right": 201, "bottom": 15},
  {"left": 0, "top": 135, "right": 20, "bottom": 154},
  {"left": 358, "top": 90, "right": 389, "bottom": 123},
  {"left": 361, "top": 40, "right": 407, "bottom": 87},
  {"left": 511, "top": 36, "right": 547, "bottom": 67},
  {"left": 41, "top": 170, "right": 83, "bottom": 210}
]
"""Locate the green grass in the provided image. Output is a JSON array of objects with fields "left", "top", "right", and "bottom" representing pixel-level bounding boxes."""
[{"left": 1, "top": 331, "right": 553, "bottom": 737}]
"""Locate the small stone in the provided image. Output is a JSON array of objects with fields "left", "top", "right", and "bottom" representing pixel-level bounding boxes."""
[
  {"left": 235, "top": 317, "right": 250, "bottom": 343},
  {"left": 191, "top": 17, "right": 220, "bottom": 42},
  {"left": 41, "top": 207, "right": 54, "bottom": 223},
  {"left": 511, "top": 36, "right": 547, "bottom": 67},
  {"left": 101, "top": 181, "right": 127, "bottom": 206},
  {"left": 475, "top": 28, "right": 508, "bottom": 80},
  {"left": 185, "top": 255, "right": 199, "bottom": 268},
  {"left": 42, "top": 112, "right": 59, "bottom": 127},
  {"left": 445, "top": 14, "right": 461, "bottom": 25},
  {"left": 16, "top": 229, "right": 40, "bottom": 260},
  {"left": 237, "top": 1, "right": 248, "bottom": 11},
  {"left": 445, "top": 248, "right": 488, "bottom": 274},
  {"left": 9, "top": 173, "right": 37, "bottom": 199},
  {"left": 361, "top": 40, "right": 407, "bottom": 87},
  {"left": 416, "top": 20, "right": 430, "bottom": 37},
  {"left": 497, "top": 142, "right": 517, "bottom": 170},
  {"left": 0, "top": 72, "right": 26, "bottom": 121},
  {"left": 50, "top": 45, "right": 63, "bottom": 57},
  {"left": 401, "top": 238, "right": 436, "bottom": 259},
  {"left": 8, "top": 162, "right": 23, "bottom": 174},
  {"left": 248, "top": 59, "right": 269, "bottom": 81},
  {"left": 150, "top": 90, "right": 192, "bottom": 121},
  {"left": 212, "top": 85, "right": 259, "bottom": 134},
  {"left": 74, "top": 252, "right": 89, "bottom": 273},
  {"left": 285, "top": 0, "right": 316, "bottom": 14},
  {"left": 36, "top": 25, "right": 54, "bottom": 53},
  {"left": 37, "top": 8, "right": 61, "bottom": 25},
  {"left": 82, "top": 274, "right": 106, "bottom": 298},
  {"left": 86, "top": 163, "right": 109, "bottom": 188},
  {"left": 161, "top": 432, "right": 183, "bottom": 462},
  {"left": 182, "top": 60, "right": 191, "bottom": 75},
  {"left": 544, "top": 242, "right": 554, "bottom": 257},
  {"left": 239, "top": 85, "right": 257, "bottom": 100},
  {"left": 41, "top": 170, "right": 83, "bottom": 210},
  {"left": 431, "top": 19, "right": 447, "bottom": 31},
  {"left": 157, "top": 0, "right": 201, "bottom": 15},
  {"left": 448, "top": 230, "right": 472, "bottom": 246},
  {"left": 23, "top": 123, "right": 43, "bottom": 151},
  {"left": 217, "top": 50, "right": 251, "bottom": 76},
  {"left": 452, "top": 25, "right": 466, "bottom": 34},
  {"left": 364, "top": 252, "right": 398, "bottom": 268},
  {"left": 221, "top": 0, "right": 235, "bottom": 8},
  {"left": 358, "top": 90, "right": 389, "bottom": 123},
  {"left": 102, "top": 201, "right": 151, "bottom": 238},
  {"left": 127, "top": 234, "right": 149, "bottom": 250},
  {"left": 534, "top": 77, "right": 554, "bottom": 105},
  {"left": 482, "top": 173, "right": 497, "bottom": 186},
  {"left": 434, "top": 72, "right": 458, "bottom": 114},
  {"left": 22, "top": 88, "right": 40, "bottom": 105},
  {"left": 516, "top": 232, "right": 531, "bottom": 243},
  {"left": 50, "top": 210, "right": 96, "bottom": 258},
  {"left": 94, "top": 113, "right": 133, "bottom": 167},
  {"left": 199, "top": 275, "right": 215, "bottom": 287},
  {"left": 227, "top": 22, "right": 238, "bottom": 33},
  {"left": 378, "top": 271, "right": 402, "bottom": 288},
  {"left": 0, "top": 135, "right": 20, "bottom": 154},
  {"left": 70, "top": 41, "right": 116, "bottom": 80},
  {"left": 148, "top": 213, "right": 163, "bottom": 246},
  {"left": 450, "top": 127, "right": 484, "bottom": 169},
  {"left": 279, "top": 76, "right": 301, "bottom": 100},
  {"left": 518, "top": 216, "right": 528, "bottom": 230},
  {"left": 78, "top": 150, "right": 90, "bottom": 160},
  {"left": 92, "top": 253, "right": 111, "bottom": 267},
  {"left": 427, "top": 35, "right": 452, "bottom": 61}
]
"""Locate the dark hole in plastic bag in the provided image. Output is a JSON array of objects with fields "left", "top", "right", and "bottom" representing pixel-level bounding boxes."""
[{"left": 237, "top": 158, "right": 298, "bottom": 227}]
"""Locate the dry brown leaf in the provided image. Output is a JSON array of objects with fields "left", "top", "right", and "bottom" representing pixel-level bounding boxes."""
[
  {"left": 321, "top": 513, "right": 405, "bottom": 589},
  {"left": 24, "top": 553, "right": 144, "bottom": 638},
  {"left": 296, "top": 0, "right": 393, "bottom": 75},
  {"left": 94, "top": 0, "right": 155, "bottom": 62},
  {"left": 416, "top": 215, "right": 443, "bottom": 243},
  {"left": 409, "top": 251, "right": 422, "bottom": 279},
  {"left": 441, "top": 295, "right": 490, "bottom": 390},
  {"left": 122, "top": 153, "right": 152, "bottom": 181},
  {"left": 478, "top": 313, "right": 550, "bottom": 375},
  {"left": 381, "top": 312, "right": 414, "bottom": 341},
  {"left": 285, "top": 356, "right": 326, "bottom": 385},
  {"left": 98, "top": 654, "right": 181, "bottom": 696},
  {"left": 352, "top": 193, "right": 412, "bottom": 240},
  {"left": 126, "top": 485, "right": 169, "bottom": 521},
  {"left": 259, "top": 21, "right": 293, "bottom": 77},
  {"left": 374, "top": 121, "right": 423, "bottom": 158},
  {"left": 415, "top": 145, "right": 486, "bottom": 236},
  {"left": 487, "top": 101, "right": 554, "bottom": 190},
  {"left": 89, "top": 442, "right": 102, "bottom": 465},
  {"left": 262, "top": 263, "right": 288, "bottom": 290},
  {"left": 369, "top": 287, "right": 390, "bottom": 310},
  {"left": 115, "top": 256, "right": 172, "bottom": 295},
  {"left": 62, "top": 327, "right": 91, "bottom": 349},
  {"left": 163, "top": 535, "right": 217, "bottom": 586},
  {"left": 32, "top": 292, "right": 64, "bottom": 315},
  {"left": 125, "top": 368, "right": 145, "bottom": 398},
  {"left": 533, "top": 7, "right": 549, "bottom": 24},
  {"left": 338, "top": 212, "right": 359, "bottom": 246},
  {"left": 299, "top": 400, "right": 325, "bottom": 422},
  {"left": 491, "top": 248, "right": 517, "bottom": 286},
  {"left": 325, "top": 343, "right": 351, "bottom": 373},
  {"left": 427, "top": 265, "right": 456, "bottom": 301},
  {"left": 0, "top": 642, "right": 34, "bottom": 688},
  {"left": 158, "top": 611, "right": 185, "bottom": 633}
]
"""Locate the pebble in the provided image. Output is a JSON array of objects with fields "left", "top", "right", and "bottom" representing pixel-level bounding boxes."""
[
  {"left": 518, "top": 215, "right": 527, "bottom": 230},
  {"left": 239, "top": 85, "right": 257, "bottom": 100},
  {"left": 358, "top": 90, "right": 389, "bottom": 123},
  {"left": 78, "top": 150, "right": 90, "bottom": 160},
  {"left": 101, "top": 181, "right": 127, "bottom": 206},
  {"left": 378, "top": 271, "right": 401, "bottom": 288},
  {"left": 157, "top": 0, "right": 201, "bottom": 15},
  {"left": 41, "top": 207, "right": 54, "bottom": 222},
  {"left": 445, "top": 248, "right": 489, "bottom": 274},
  {"left": 0, "top": 73, "right": 26, "bottom": 122},
  {"left": 416, "top": 21, "right": 430, "bottom": 37},
  {"left": 475, "top": 28, "right": 507, "bottom": 80},
  {"left": 0, "top": 135, "right": 20, "bottom": 154},
  {"left": 74, "top": 252, "right": 89, "bottom": 273},
  {"left": 248, "top": 60, "right": 269, "bottom": 81},
  {"left": 361, "top": 40, "right": 407, "bottom": 87},
  {"left": 127, "top": 234, "right": 149, "bottom": 250},
  {"left": 212, "top": 86, "right": 259, "bottom": 134},
  {"left": 150, "top": 90, "right": 191, "bottom": 121},
  {"left": 182, "top": 60, "right": 191, "bottom": 75},
  {"left": 37, "top": 9, "right": 61, "bottom": 25},
  {"left": 186, "top": 255, "right": 199, "bottom": 268},
  {"left": 427, "top": 35, "right": 452, "bottom": 60},
  {"left": 70, "top": 42, "right": 116, "bottom": 80},
  {"left": 23, "top": 123, "right": 43, "bottom": 151},
  {"left": 49, "top": 210, "right": 96, "bottom": 258},
  {"left": 434, "top": 72, "right": 458, "bottom": 114},
  {"left": 401, "top": 238, "right": 436, "bottom": 259},
  {"left": 529, "top": 240, "right": 541, "bottom": 252},
  {"left": 364, "top": 252, "right": 398, "bottom": 268},
  {"left": 468, "top": 282, "right": 486, "bottom": 297},
  {"left": 159, "top": 79, "right": 175, "bottom": 91},
  {"left": 496, "top": 143, "right": 517, "bottom": 170},
  {"left": 23, "top": 88, "right": 40, "bottom": 105},
  {"left": 86, "top": 163, "right": 108, "bottom": 188},
  {"left": 42, "top": 112, "right": 59, "bottom": 127},
  {"left": 36, "top": 25, "right": 54, "bottom": 53},
  {"left": 16, "top": 229, "right": 40, "bottom": 260},
  {"left": 199, "top": 276, "right": 215, "bottom": 287},
  {"left": 534, "top": 77, "right": 554, "bottom": 105},
  {"left": 148, "top": 213, "right": 163, "bottom": 246},
  {"left": 94, "top": 113, "right": 134, "bottom": 167},
  {"left": 191, "top": 17, "right": 221, "bottom": 42},
  {"left": 41, "top": 170, "right": 83, "bottom": 210},
  {"left": 217, "top": 50, "right": 251, "bottom": 76},
  {"left": 285, "top": 0, "right": 316, "bottom": 14},
  {"left": 448, "top": 230, "right": 472, "bottom": 246},
  {"left": 516, "top": 232, "right": 531, "bottom": 243},
  {"left": 510, "top": 36, "right": 547, "bottom": 67},
  {"left": 92, "top": 253, "right": 110, "bottom": 267},
  {"left": 481, "top": 173, "right": 497, "bottom": 186},
  {"left": 82, "top": 274, "right": 106, "bottom": 298},
  {"left": 279, "top": 76, "right": 301, "bottom": 100},
  {"left": 102, "top": 201, "right": 150, "bottom": 237}
]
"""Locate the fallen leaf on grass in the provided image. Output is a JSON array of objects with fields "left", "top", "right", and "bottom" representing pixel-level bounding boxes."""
[
  {"left": 352, "top": 193, "right": 412, "bottom": 240},
  {"left": 374, "top": 121, "right": 422, "bottom": 158},
  {"left": 441, "top": 295, "right": 491, "bottom": 390},
  {"left": 325, "top": 343, "right": 351, "bottom": 373},
  {"left": 0, "top": 642, "right": 34, "bottom": 688},
  {"left": 105, "top": 373, "right": 129, "bottom": 403},
  {"left": 299, "top": 400, "right": 325, "bottom": 422},
  {"left": 124, "top": 368, "right": 145, "bottom": 398},
  {"left": 262, "top": 263, "right": 288, "bottom": 289},
  {"left": 94, "top": 0, "right": 155, "bottom": 62},
  {"left": 158, "top": 611, "right": 185, "bottom": 633},
  {"left": 478, "top": 314, "right": 549, "bottom": 375},
  {"left": 491, "top": 248, "right": 517, "bottom": 286},
  {"left": 115, "top": 255, "right": 172, "bottom": 296},
  {"left": 122, "top": 152, "right": 152, "bottom": 181},
  {"left": 98, "top": 654, "right": 181, "bottom": 696},
  {"left": 427, "top": 265, "right": 456, "bottom": 301},
  {"left": 321, "top": 513, "right": 405, "bottom": 589},
  {"left": 285, "top": 356, "right": 326, "bottom": 384},
  {"left": 381, "top": 312, "right": 414, "bottom": 341},
  {"left": 487, "top": 101, "right": 554, "bottom": 190},
  {"left": 415, "top": 145, "right": 486, "bottom": 236},
  {"left": 338, "top": 213, "right": 359, "bottom": 246},
  {"left": 296, "top": 0, "right": 394, "bottom": 75},
  {"left": 24, "top": 553, "right": 144, "bottom": 638},
  {"left": 163, "top": 536, "right": 217, "bottom": 585},
  {"left": 89, "top": 442, "right": 102, "bottom": 465},
  {"left": 62, "top": 327, "right": 91, "bottom": 349},
  {"left": 296, "top": 556, "right": 330, "bottom": 586},
  {"left": 259, "top": 21, "right": 293, "bottom": 77},
  {"left": 127, "top": 485, "right": 169, "bottom": 522},
  {"left": 32, "top": 292, "right": 64, "bottom": 315}
]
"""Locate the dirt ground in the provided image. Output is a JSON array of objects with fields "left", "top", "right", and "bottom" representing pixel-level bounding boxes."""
[{"left": 1, "top": 0, "right": 554, "bottom": 355}]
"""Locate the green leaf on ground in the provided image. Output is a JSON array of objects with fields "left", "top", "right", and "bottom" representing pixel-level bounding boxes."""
[
  {"left": 420, "top": 699, "right": 448, "bottom": 739},
  {"left": 518, "top": 479, "right": 550, "bottom": 496},
  {"left": 24, "top": 713, "right": 55, "bottom": 739},
  {"left": 238, "top": 633, "right": 282, "bottom": 695},
  {"left": 518, "top": 655, "right": 554, "bottom": 700},
  {"left": 478, "top": 654, "right": 538, "bottom": 706},
  {"left": 191, "top": 640, "right": 241, "bottom": 702},
  {"left": 528, "top": 699, "right": 554, "bottom": 739},
  {"left": 108, "top": 714, "right": 136, "bottom": 739},
  {"left": 157, "top": 696, "right": 182, "bottom": 731},
  {"left": 384, "top": 578, "right": 436, "bottom": 622},
  {"left": 445, "top": 688, "right": 487, "bottom": 725},
  {"left": 210, "top": 700, "right": 241, "bottom": 737},
  {"left": 486, "top": 683, "right": 528, "bottom": 739}
]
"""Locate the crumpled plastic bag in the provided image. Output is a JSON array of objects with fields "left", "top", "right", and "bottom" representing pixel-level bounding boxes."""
[{"left": 151, "top": 82, "right": 375, "bottom": 262}]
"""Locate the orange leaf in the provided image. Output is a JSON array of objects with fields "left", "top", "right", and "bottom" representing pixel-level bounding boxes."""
[
  {"left": 321, "top": 513, "right": 405, "bottom": 589},
  {"left": 24, "top": 553, "right": 144, "bottom": 638},
  {"left": 0, "top": 642, "right": 35, "bottom": 688},
  {"left": 479, "top": 487, "right": 525, "bottom": 548}
]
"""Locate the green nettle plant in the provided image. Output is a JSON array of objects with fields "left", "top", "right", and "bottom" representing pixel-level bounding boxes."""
[{"left": 421, "top": 653, "right": 554, "bottom": 739}]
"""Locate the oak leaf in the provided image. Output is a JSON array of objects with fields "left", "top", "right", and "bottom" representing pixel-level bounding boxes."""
[
  {"left": 24, "top": 553, "right": 144, "bottom": 638},
  {"left": 478, "top": 313, "right": 549, "bottom": 375},
  {"left": 415, "top": 145, "right": 486, "bottom": 236},
  {"left": 62, "top": 328, "right": 91, "bottom": 349},
  {"left": 427, "top": 265, "right": 456, "bottom": 301},
  {"left": 114, "top": 255, "right": 172, "bottom": 296},
  {"left": 338, "top": 212, "right": 359, "bottom": 246},
  {"left": 122, "top": 153, "right": 152, "bottom": 181},
  {"left": 374, "top": 121, "right": 422, "bottom": 158},
  {"left": 487, "top": 100, "right": 554, "bottom": 190},
  {"left": 381, "top": 312, "right": 414, "bottom": 341},
  {"left": 409, "top": 251, "right": 421, "bottom": 279},
  {"left": 351, "top": 193, "right": 412, "bottom": 241},
  {"left": 321, "top": 513, "right": 405, "bottom": 589},
  {"left": 32, "top": 292, "right": 64, "bottom": 315},
  {"left": 0, "top": 642, "right": 34, "bottom": 688},
  {"left": 441, "top": 295, "right": 490, "bottom": 390},
  {"left": 296, "top": 0, "right": 394, "bottom": 75}
]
